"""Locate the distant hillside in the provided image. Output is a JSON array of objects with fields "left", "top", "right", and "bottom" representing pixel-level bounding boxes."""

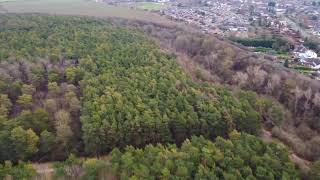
[{"left": 112, "top": 18, "right": 320, "bottom": 164}]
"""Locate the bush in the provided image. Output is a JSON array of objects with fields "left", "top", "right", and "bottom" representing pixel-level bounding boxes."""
[
  {"left": 54, "top": 154, "right": 82, "bottom": 179},
  {"left": 0, "top": 161, "right": 36, "bottom": 180},
  {"left": 82, "top": 159, "right": 107, "bottom": 180},
  {"left": 309, "top": 161, "right": 320, "bottom": 180}
]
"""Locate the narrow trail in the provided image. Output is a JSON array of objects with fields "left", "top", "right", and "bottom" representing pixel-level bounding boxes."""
[
  {"left": 32, "top": 163, "right": 54, "bottom": 180},
  {"left": 32, "top": 163, "right": 54, "bottom": 174}
]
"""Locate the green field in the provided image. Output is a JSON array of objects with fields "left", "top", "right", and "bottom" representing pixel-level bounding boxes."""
[
  {"left": 135, "top": 2, "right": 168, "bottom": 11},
  {"left": 0, "top": 0, "right": 172, "bottom": 25},
  {"left": 0, "top": 0, "right": 17, "bottom": 2}
]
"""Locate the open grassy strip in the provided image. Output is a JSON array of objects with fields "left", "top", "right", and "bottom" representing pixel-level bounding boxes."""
[{"left": 135, "top": 2, "right": 168, "bottom": 11}]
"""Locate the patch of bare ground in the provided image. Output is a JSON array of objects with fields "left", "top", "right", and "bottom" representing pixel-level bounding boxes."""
[
  {"left": 33, "top": 163, "right": 54, "bottom": 180},
  {"left": 32, "top": 156, "right": 116, "bottom": 180}
]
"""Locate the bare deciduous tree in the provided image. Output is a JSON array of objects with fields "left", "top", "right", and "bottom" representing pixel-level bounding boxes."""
[
  {"left": 246, "top": 66, "right": 267, "bottom": 88},
  {"left": 294, "top": 87, "right": 304, "bottom": 114},
  {"left": 313, "top": 92, "right": 320, "bottom": 108},
  {"left": 55, "top": 110, "right": 73, "bottom": 147},
  {"left": 267, "top": 74, "right": 281, "bottom": 95},
  {"left": 233, "top": 72, "right": 248, "bottom": 87}
]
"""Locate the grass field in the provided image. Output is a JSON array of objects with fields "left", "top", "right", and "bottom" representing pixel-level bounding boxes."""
[
  {"left": 0, "top": 0, "right": 173, "bottom": 25},
  {"left": 0, "top": 0, "right": 17, "bottom": 2},
  {"left": 135, "top": 2, "right": 168, "bottom": 11}
]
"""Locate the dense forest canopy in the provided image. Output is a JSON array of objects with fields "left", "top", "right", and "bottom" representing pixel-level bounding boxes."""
[
  {"left": 119, "top": 18, "right": 320, "bottom": 163},
  {"left": 0, "top": 14, "right": 308, "bottom": 179},
  {"left": 111, "top": 132, "right": 299, "bottom": 179},
  {"left": 0, "top": 14, "right": 267, "bottom": 160}
]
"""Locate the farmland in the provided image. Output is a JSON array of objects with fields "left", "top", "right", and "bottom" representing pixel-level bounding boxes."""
[
  {"left": 134, "top": 2, "right": 168, "bottom": 11},
  {"left": 0, "top": 0, "right": 17, "bottom": 2},
  {"left": 0, "top": 0, "right": 172, "bottom": 25}
]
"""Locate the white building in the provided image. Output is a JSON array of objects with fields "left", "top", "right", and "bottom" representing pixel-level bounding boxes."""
[
  {"left": 298, "top": 50, "right": 318, "bottom": 59},
  {"left": 313, "top": 64, "right": 320, "bottom": 70}
]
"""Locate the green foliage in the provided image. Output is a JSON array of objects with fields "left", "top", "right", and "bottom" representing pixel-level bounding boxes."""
[
  {"left": 17, "top": 94, "right": 33, "bottom": 108},
  {"left": 232, "top": 37, "right": 294, "bottom": 52},
  {"left": 110, "top": 133, "right": 299, "bottom": 179},
  {"left": 48, "top": 70, "right": 61, "bottom": 82},
  {"left": 10, "top": 127, "right": 39, "bottom": 160},
  {"left": 66, "top": 67, "right": 85, "bottom": 84},
  {"left": 309, "top": 161, "right": 320, "bottom": 180},
  {"left": 16, "top": 108, "right": 51, "bottom": 134},
  {"left": 284, "top": 59, "right": 289, "bottom": 68},
  {"left": 21, "top": 84, "right": 36, "bottom": 95},
  {"left": 40, "top": 130, "right": 55, "bottom": 154},
  {"left": 82, "top": 159, "right": 107, "bottom": 180},
  {"left": 0, "top": 94, "right": 12, "bottom": 118},
  {"left": 238, "top": 91, "right": 284, "bottom": 126},
  {"left": 232, "top": 38, "right": 276, "bottom": 48},
  {"left": 0, "top": 15, "right": 290, "bottom": 169},
  {"left": 54, "top": 154, "right": 82, "bottom": 179},
  {"left": 0, "top": 161, "right": 36, "bottom": 180},
  {"left": 304, "top": 38, "right": 320, "bottom": 53}
]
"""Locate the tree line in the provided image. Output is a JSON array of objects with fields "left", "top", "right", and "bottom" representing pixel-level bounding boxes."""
[
  {"left": 231, "top": 37, "right": 294, "bottom": 52},
  {"left": 110, "top": 131, "right": 299, "bottom": 179}
]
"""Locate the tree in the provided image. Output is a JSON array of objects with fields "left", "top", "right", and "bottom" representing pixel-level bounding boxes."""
[
  {"left": 30, "top": 67, "right": 46, "bottom": 89},
  {"left": 54, "top": 154, "right": 82, "bottom": 180},
  {"left": 17, "top": 94, "right": 32, "bottom": 109},
  {"left": 308, "top": 136, "right": 320, "bottom": 159},
  {"left": 202, "top": 38, "right": 216, "bottom": 55},
  {"left": 44, "top": 98, "right": 58, "bottom": 114},
  {"left": 9, "top": 162, "right": 36, "bottom": 180},
  {"left": 0, "top": 161, "right": 36, "bottom": 180},
  {"left": 266, "top": 74, "right": 281, "bottom": 95},
  {"left": 10, "top": 127, "right": 39, "bottom": 160},
  {"left": 233, "top": 72, "right": 248, "bottom": 87},
  {"left": 66, "top": 67, "right": 84, "bottom": 84},
  {"left": 69, "top": 97, "right": 81, "bottom": 113},
  {"left": 17, "top": 108, "right": 51, "bottom": 134},
  {"left": 309, "top": 161, "right": 320, "bottom": 180},
  {"left": 21, "top": 84, "right": 36, "bottom": 95},
  {"left": 110, "top": 134, "right": 299, "bottom": 179},
  {"left": 268, "top": 1, "right": 276, "bottom": 7},
  {"left": 48, "top": 82, "right": 60, "bottom": 97},
  {"left": 65, "top": 92, "right": 81, "bottom": 113},
  {"left": 313, "top": 92, "right": 320, "bottom": 108},
  {"left": 0, "top": 94, "right": 12, "bottom": 118},
  {"left": 269, "top": 105, "right": 284, "bottom": 125},
  {"left": 6, "top": 81, "right": 22, "bottom": 102},
  {"left": 0, "top": 131, "right": 14, "bottom": 162},
  {"left": 48, "top": 70, "right": 61, "bottom": 83},
  {"left": 246, "top": 66, "right": 267, "bottom": 89},
  {"left": 284, "top": 59, "right": 289, "bottom": 68},
  {"left": 55, "top": 110, "right": 73, "bottom": 147},
  {"left": 40, "top": 130, "right": 55, "bottom": 154},
  {"left": 82, "top": 159, "right": 107, "bottom": 180},
  {"left": 174, "top": 35, "right": 190, "bottom": 52},
  {"left": 79, "top": 56, "right": 97, "bottom": 73}
]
